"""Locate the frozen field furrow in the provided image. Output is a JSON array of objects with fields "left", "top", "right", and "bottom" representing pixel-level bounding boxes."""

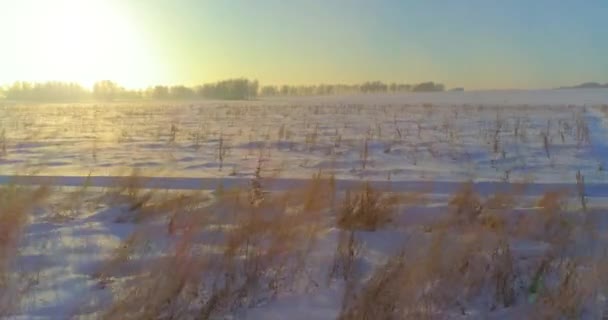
[{"left": 2, "top": 174, "right": 608, "bottom": 197}]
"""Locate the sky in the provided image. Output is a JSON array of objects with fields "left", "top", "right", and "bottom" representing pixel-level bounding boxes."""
[{"left": 0, "top": 0, "right": 607, "bottom": 90}]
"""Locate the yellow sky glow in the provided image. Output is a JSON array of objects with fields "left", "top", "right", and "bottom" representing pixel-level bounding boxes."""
[
  {"left": 1, "top": 0, "right": 165, "bottom": 88},
  {"left": 1, "top": 1, "right": 606, "bottom": 90}
]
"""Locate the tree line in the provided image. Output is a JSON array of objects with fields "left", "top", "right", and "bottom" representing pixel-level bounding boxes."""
[
  {"left": 0, "top": 79, "right": 447, "bottom": 101},
  {"left": 259, "top": 81, "right": 445, "bottom": 96}
]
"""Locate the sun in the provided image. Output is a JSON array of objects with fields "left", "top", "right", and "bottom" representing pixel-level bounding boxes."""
[{"left": 3, "top": 0, "right": 164, "bottom": 88}]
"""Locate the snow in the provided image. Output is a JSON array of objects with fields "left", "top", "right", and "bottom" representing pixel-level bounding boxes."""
[{"left": 3, "top": 89, "right": 608, "bottom": 319}]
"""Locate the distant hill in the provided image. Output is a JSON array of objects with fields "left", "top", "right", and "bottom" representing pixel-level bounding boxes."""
[{"left": 557, "top": 82, "right": 608, "bottom": 89}]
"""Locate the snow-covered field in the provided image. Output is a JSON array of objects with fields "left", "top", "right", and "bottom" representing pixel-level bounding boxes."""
[
  {"left": 3, "top": 89, "right": 608, "bottom": 319},
  {"left": 0, "top": 89, "right": 607, "bottom": 182}
]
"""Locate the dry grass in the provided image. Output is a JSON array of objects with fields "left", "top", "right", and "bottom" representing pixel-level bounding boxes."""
[
  {"left": 0, "top": 184, "right": 49, "bottom": 317},
  {"left": 2, "top": 100, "right": 605, "bottom": 320},
  {"left": 100, "top": 173, "right": 331, "bottom": 319},
  {"left": 337, "top": 182, "right": 400, "bottom": 231},
  {"left": 85, "top": 173, "right": 608, "bottom": 319},
  {"left": 2, "top": 171, "right": 607, "bottom": 319},
  {"left": 338, "top": 229, "right": 518, "bottom": 319},
  {"left": 333, "top": 183, "right": 606, "bottom": 319}
]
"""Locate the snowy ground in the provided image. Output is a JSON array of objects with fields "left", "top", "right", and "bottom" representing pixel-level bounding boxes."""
[
  {"left": 3, "top": 89, "right": 608, "bottom": 319},
  {"left": 0, "top": 89, "right": 607, "bottom": 183}
]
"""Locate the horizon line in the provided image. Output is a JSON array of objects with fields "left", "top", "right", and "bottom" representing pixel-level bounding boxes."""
[{"left": 2, "top": 78, "right": 607, "bottom": 92}]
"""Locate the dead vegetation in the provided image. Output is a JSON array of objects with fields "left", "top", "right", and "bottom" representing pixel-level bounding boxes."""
[
  {"left": 3, "top": 103, "right": 608, "bottom": 318},
  {"left": 80, "top": 172, "right": 605, "bottom": 319},
  {"left": 336, "top": 182, "right": 604, "bottom": 319},
  {"left": 0, "top": 184, "right": 49, "bottom": 317},
  {"left": 337, "top": 182, "right": 400, "bottom": 231},
  {"left": 100, "top": 173, "right": 332, "bottom": 319}
]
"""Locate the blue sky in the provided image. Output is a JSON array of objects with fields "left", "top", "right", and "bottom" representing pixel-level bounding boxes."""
[{"left": 1, "top": 0, "right": 606, "bottom": 89}]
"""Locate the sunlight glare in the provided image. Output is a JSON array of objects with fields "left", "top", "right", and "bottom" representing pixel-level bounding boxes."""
[{"left": 10, "top": 0, "right": 162, "bottom": 88}]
